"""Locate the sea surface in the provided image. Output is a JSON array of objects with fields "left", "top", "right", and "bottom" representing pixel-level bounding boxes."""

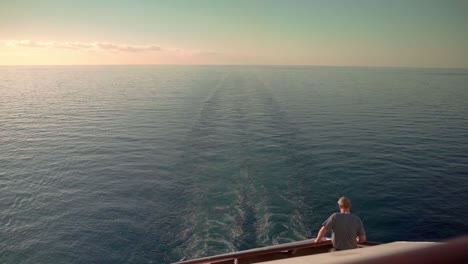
[{"left": 0, "top": 65, "right": 467, "bottom": 263}]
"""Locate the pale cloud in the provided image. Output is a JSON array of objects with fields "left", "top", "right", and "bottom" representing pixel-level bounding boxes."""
[
  {"left": 2, "top": 39, "right": 190, "bottom": 54},
  {"left": 95, "top": 42, "right": 161, "bottom": 53},
  {"left": 1, "top": 39, "right": 232, "bottom": 64}
]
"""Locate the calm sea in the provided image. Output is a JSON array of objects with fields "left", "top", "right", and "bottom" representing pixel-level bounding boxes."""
[{"left": 1, "top": 65, "right": 467, "bottom": 263}]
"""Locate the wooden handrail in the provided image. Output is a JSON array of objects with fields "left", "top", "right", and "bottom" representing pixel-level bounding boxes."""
[{"left": 175, "top": 239, "right": 379, "bottom": 264}]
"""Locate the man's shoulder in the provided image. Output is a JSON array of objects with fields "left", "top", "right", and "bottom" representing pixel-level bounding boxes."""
[
  {"left": 329, "top": 212, "right": 339, "bottom": 218},
  {"left": 349, "top": 214, "right": 364, "bottom": 225},
  {"left": 337, "top": 213, "right": 362, "bottom": 221},
  {"left": 350, "top": 213, "right": 362, "bottom": 220},
  {"left": 324, "top": 212, "right": 338, "bottom": 223}
]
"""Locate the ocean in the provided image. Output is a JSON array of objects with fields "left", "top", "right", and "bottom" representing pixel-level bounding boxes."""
[{"left": 1, "top": 65, "right": 467, "bottom": 263}]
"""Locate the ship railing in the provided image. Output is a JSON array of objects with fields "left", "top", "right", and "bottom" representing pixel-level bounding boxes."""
[{"left": 174, "top": 238, "right": 379, "bottom": 264}]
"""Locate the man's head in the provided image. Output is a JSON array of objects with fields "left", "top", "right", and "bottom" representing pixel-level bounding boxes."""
[{"left": 337, "top": 196, "right": 351, "bottom": 211}]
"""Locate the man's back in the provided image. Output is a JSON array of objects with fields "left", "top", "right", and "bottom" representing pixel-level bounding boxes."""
[
  {"left": 323, "top": 212, "right": 365, "bottom": 250},
  {"left": 314, "top": 197, "right": 366, "bottom": 250}
]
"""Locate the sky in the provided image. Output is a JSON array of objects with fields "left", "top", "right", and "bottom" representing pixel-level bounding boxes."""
[{"left": 1, "top": 0, "right": 467, "bottom": 67}]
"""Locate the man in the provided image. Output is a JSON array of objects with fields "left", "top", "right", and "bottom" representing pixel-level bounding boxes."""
[{"left": 314, "top": 196, "right": 366, "bottom": 251}]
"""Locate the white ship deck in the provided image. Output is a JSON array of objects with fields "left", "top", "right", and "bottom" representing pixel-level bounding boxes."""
[
  {"left": 263, "top": 241, "right": 437, "bottom": 264},
  {"left": 175, "top": 235, "right": 468, "bottom": 264}
]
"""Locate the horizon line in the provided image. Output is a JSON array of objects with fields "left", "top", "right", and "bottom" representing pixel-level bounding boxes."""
[{"left": 0, "top": 64, "right": 467, "bottom": 70}]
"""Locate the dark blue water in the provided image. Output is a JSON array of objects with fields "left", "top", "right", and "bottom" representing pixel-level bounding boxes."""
[{"left": 1, "top": 66, "right": 467, "bottom": 263}]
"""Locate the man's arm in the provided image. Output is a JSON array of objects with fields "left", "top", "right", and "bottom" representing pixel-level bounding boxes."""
[
  {"left": 314, "top": 226, "right": 328, "bottom": 243},
  {"left": 356, "top": 218, "right": 366, "bottom": 244}
]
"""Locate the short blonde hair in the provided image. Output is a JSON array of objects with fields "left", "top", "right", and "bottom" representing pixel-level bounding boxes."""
[{"left": 338, "top": 196, "right": 351, "bottom": 209}]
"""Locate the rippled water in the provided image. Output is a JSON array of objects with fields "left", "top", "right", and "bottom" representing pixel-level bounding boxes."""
[{"left": 1, "top": 66, "right": 467, "bottom": 263}]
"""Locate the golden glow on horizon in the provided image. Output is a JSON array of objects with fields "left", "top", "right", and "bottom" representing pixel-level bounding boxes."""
[
  {"left": 1, "top": 1, "right": 467, "bottom": 67},
  {"left": 0, "top": 39, "right": 226, "bottom": 65},
  {"left": 1, "top": 38, "right": 467, "bottom": 68}
]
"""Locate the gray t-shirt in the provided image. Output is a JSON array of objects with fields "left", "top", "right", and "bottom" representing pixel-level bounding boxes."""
[{"left": 322, "top": 212, "right": 365, "bottom": 250}]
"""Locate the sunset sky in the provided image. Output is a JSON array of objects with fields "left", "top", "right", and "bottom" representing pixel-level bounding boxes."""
[{"left": 1, "top": 0, "right": 467, "bottom": 67}]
